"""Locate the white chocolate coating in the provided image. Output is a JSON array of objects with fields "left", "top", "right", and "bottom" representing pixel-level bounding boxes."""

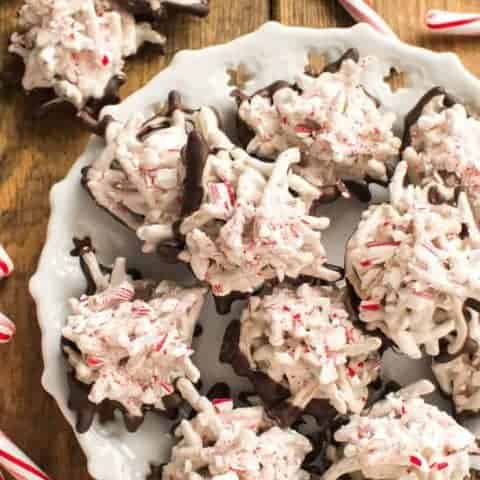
[
  {"left": 346, "top": 161, "right": 480, "bottom": 359},
  {"left": 433, "top": 309, "right": 480, "bottom": 414},
  {"left": 63, "top": 248, "right": 206, "bottom": 417},
  {"left": 323, "top": 381, "right": 477, "bottom": 480},
  {"left": 162, "top": 379, "right": 312, "bottom": 480},
  {"left": 10, "top": 0, "right": 165, "bottom": 108},
  {"left": 178, "top": 141, "right": 340, "bottom": 296},
  {"left": 238, "top": 57, "right": 401, "bottom": 193},
  {"left": 404, "top": 95, "right": 480, "bottom": 221},
  {"left": 239, "top": 284, "right": 381, "bottom": 414}
]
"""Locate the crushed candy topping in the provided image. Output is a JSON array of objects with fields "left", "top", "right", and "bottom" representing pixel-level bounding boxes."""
[
  {"left": 63, "top": 247, "right": 206, "bottom": 416},
  {"left": 10, "top": 0, "right": 165, "bottom": 108},
  {"left": 238, "top": 56, "right": 401, "bottom": 192},
  {"left": 323, "top": 381, "right": 477, "bottom": 480},
  {"left": 179, "top": 142, "right": 340, "bottom": 296},
  {"left": 161, "top": 378, "right": 312, "bottom": 479},
  {"left": 239, "top": 283, "right": 381, "bottom": 414},
  {"left": 346, "top": 161, "right": 480, "bottom": 358}
]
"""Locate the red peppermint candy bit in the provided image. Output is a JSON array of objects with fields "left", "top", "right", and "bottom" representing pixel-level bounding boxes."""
[
  {"left": 359, "top": 259, "right": 373, "bottom": 267},
  {"left": 292, "top": 313, "right": 301, "bottom": 323},
  {"left": 224, "top": 181, "right": 236, "bottom": 205},
  {"left": 86, "top": 356, "right": 104, "bottom": 367},
  {"left": 294, "top": 124, "right": 313, "bottom": 134},
  {"left": 435, "top": 462, "right": 449, "bottom": 471},
  {"left": 366, "top": 240, "right": 401, "bottom": 248},
  {"left": 0, "top": 313, "right": 15, "bottom": 344},
  {"left": 155, "top": 334, "right": 168, "bottom": 352},
  {"left": 159, "top": 380, "right": 173, "bottom": 394},
  {"left": 360, "top": 301, "right": 381, "bottom": 311},
  {"left": 101, "top": 55, "right": 110, "bottom": 66},
  {"left": 282, "top": 305, "right": 291, "bottom": 312},
  {"left": 347, "top": 366, "right": 356, "bottom": 377},
  {"left": 409, "top": 456, "right": 422, "bottom": 467},
  {"left": 211, "top": 398, "right": 232, "bottom": 405}
]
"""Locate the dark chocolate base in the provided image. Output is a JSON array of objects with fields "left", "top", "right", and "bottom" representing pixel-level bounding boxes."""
[{"left": 212, "top": 272, "right": 345, "bottom": 315}]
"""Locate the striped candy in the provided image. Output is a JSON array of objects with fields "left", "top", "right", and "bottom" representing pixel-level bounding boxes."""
[
  {"left": 0, "top": 246, "right": 13, "bottom": 280},
  {"left": 426, "top": 10, "right": 480, "bottom": 36},
  {"left": 338, "top": 0, "right": 397, "bottom": 37},
  {"left": 0, "top": 431, "right": 51, "bottom": 480},
  {"left": 0, "top": 314, "right": 15, "bottom": 344}
]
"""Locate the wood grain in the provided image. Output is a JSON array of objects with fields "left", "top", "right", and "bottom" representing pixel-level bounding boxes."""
[{"left": 1, "top": 0, "right": 480, "bottom": 478}]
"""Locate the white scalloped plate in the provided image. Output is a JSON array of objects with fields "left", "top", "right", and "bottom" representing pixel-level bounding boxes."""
[{"left": 30, "top": 22, "right": 480, "bottom": 480}]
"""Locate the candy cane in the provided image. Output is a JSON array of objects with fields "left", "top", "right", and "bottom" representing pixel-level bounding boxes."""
[
  {"left": 425, "top": 10, "right": 480, "bottom": 35},
  {"left": 338, "top": 0, "right": 397, "bottom": 37},
  {"left": 0, "top": 313, "right": 15, "bottom": 344},
  {"left": 0, "top": 246, "right": 13, "bottom": 280},
  {"left": 0, "top": 431, "right": 51, "bottom": 480}
]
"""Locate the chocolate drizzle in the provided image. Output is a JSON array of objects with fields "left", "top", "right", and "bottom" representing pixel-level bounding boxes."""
[{"left": 322, "top": 48, "right": 360, "bottom": 75}]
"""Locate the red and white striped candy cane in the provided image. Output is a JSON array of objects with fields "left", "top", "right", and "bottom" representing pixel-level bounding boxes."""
[
  {"left": 0, "top": 431, "right": 51, "bottom": 480},
  {"left": 0, "top": 313, "right": 15, "bottom": 344},
  {"left": 338, "top": 0, "right": 397, "bottom": 37},
  {"left": 0, "top": 246, "right": 13, "bottom": 280},
  {"left": 425, "top": 10, "right": 480, "bottom": 35}
]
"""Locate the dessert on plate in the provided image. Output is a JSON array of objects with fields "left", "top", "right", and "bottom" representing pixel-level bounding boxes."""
[
  {"left": 234, "top": 49, "right": 402, "bottom": 203},
  {"left": 177, "top": 124, "right": 342, "bottom": 313},
  {"left": 82, "top": 91, "right": 232, "bottom": 255},
  {"left": 62, "top": 237, "right": 206, "bottom": 433},
  {"left": 402, "top": 86, "right": 480, "bottom": 222},
  {"left": 345, "top": 160, "right": 480, "bottom": 359},
  {"left": 8, "top": 0, "right": 207, "bottom": 123},
  {"left": 322, "top": 380, "right": 479, "bottom": 480},
  {"left": 160, "top": 378, "right": 314, "bottom": 480},
  {"left": 221, "top": 281, "right": 382, "bottom": 426}
]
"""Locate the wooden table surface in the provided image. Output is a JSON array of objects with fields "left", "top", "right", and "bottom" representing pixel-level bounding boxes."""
[{"left": 1, "top": 0, "right": 480, "bottom": 478}]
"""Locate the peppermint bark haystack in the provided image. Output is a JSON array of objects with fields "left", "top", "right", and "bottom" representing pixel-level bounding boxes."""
[
  {"left": 234, "top": 49, "right": 401, "bottom": 203},
  {"left": 62, "top": 237, "right": 206, "bottom": 433}
]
